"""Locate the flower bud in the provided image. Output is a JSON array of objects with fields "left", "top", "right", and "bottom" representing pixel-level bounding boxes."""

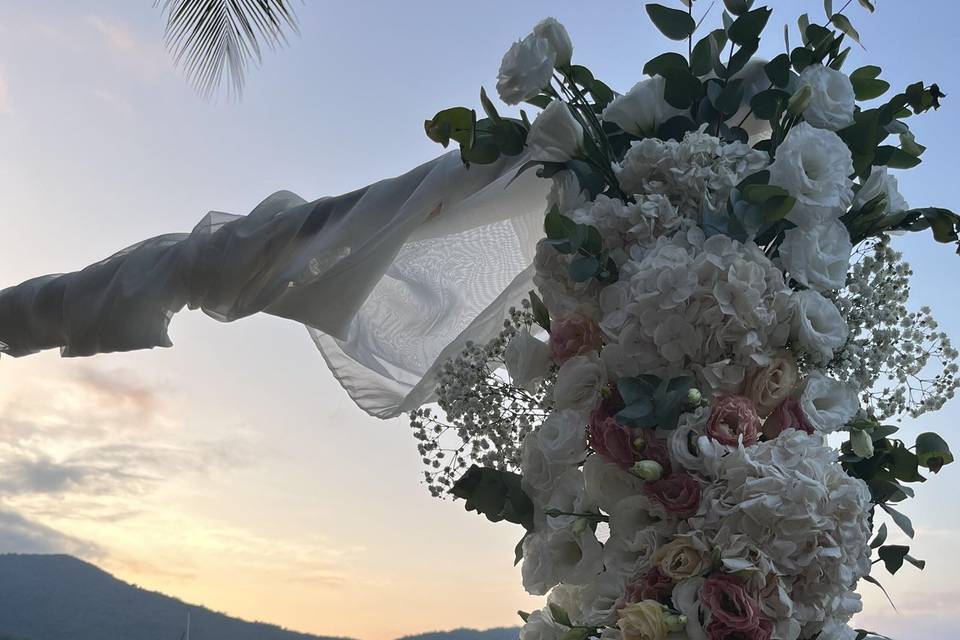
[
  {"left": 664, "top": 614, "right": 687, "bottom": 632},
  {"left": 632, "top": 434, "right": 647, "bottom": 450},
  {"left": 788, "top": 85, "right": 813, "bottom": 116},
  {"left": 687, "top": 388, "right": 703, "bottom": 406},
  {"left": 572, "top": 517, "right": 590, "bottom": 534},
  {"left": 630, "top": 460, "right": 664, "bottom": 481},
  {"left": 851, "top": 429, "right": 875, "bottom": 459},
  {"left": 532, "top": 17, "right": 573, "bottom": 68}
]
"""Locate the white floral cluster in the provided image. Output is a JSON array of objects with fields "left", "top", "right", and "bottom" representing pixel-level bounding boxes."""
[
  {"left": 425, "top": 14, "right": 957, "bottom": 640},
  {"left": 833, "top": 238, "right": 960, "bottom": 419}
]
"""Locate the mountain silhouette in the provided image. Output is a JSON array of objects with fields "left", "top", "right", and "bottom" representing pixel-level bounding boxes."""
[{"left": 0, "top": 554, "right": 521, "bottom": 640}]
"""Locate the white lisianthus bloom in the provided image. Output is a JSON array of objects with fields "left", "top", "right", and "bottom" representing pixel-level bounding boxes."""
[
  {"left": 532, "top": 17, "right": 573, "bottom": 67},
  {"left": 779, "top": 219, "right": 853, "bottom": 291},
  {"left": 817, "top": 619, "right": 859, "bottom": 640},
  {"left": 852, "top": 166, "right": 910, "bottom": 214},
  {"left": 790, "top": 289, "right": 849, "bottom": 362},
  {"left": 541, "top": 468, "right": 596, "bottom": 531},
  {"left": 535, "top": 409, "right": 588, "bottom": 465},
  {"left": 601, "top": 76, "right": 686, "bottom": 137},
  {"left": 505, "top": 332, "right": 552, "bottom": 392},
  {"left": 520, "top": 609, "right": 566, "bottom": 640},
  {"left": 671, "top": 578, "right": 708, "bottom": 640},
  {"left": 521, "top": 533, "right": 560, "bottom": 595},
  {"left": 520, "top": 431, "right": 561, "bottom": 499},
  {"left": 528, "top": 100, "right": 584, "bottom": 162},
  {"left": 554, "top": 353, "right": 606, "bottom": 413},
  {"left": 549, "top": 572, "right": 625, "bottom": 627},
  {"left": 799, "top": 372, "right": 859, "bottom": 433},
  {"left": 769, "top": 122, "right": 855, "bottom": 228},
  {"left": 582, "top": 454, "right": 646, "bottom": 514},
  {"left": 497, "top": 33, "right": 557, "bottom": 105},
  {"left": 796, "top": 64, "right": 856, "bottom": 131},
  {"left": 602, "top": 529, "right": 663, "bottom": 580},
  {"left": 547, "top": 171, "right": 591, "bottom": 215},
  {"left": 609, "top": 494, "right": 660, "bottom": 538},
  {"left": 548, "top": 525, "right": 604, "bottom": 585}
]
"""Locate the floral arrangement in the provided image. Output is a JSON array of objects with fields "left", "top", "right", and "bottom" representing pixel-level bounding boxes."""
[{"left": 414, "top": 2, "right": 960, "bottom": 639}]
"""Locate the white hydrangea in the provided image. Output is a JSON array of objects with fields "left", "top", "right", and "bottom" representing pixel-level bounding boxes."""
[
  {"left": 615, "top": 128, "right": 769, "bottom": 216},
  {"left": 691, "top": 429, "right": 873, "bottom": 636},
  {"left": 598, "top": 226, "right": 791, "bottom": 393}
]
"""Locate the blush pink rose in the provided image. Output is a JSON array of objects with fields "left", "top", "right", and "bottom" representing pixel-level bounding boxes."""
[
  {"left": 701, "top": 574, "right": 763, "bottom": 637},
  {"left": 643, "top": 472, "right": 701, "bottom": 517},
  {"left": 550, "top": 312, "right": 603, "bottom": 364},
  {"left": 706, "top": 616, "right": 773, "bottom": 640},
  {"left": 706, "top": 395, "right": 761, "bottom": 447},
  {"left": 589, "top": 416, "right": 637, "bottom": 468},
  {"left": 762, "top": 397, "right": 815, "bottom": 440},
  {"left": 623, "top": 567, "right": 673, "bottom": 605}
]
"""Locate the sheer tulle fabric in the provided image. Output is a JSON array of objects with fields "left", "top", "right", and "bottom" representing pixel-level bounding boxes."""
[{"left": 0, "top": 151, "right": 549, "bottom": 417}]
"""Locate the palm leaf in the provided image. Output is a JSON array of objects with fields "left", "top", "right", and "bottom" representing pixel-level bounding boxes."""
[{"left": 156, "top": 0, "right": 299, "bottom": 97}]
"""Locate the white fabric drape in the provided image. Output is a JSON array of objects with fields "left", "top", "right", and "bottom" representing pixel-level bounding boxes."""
[{"left": 0, "top": 151, "right": 550, "bottom": 418}]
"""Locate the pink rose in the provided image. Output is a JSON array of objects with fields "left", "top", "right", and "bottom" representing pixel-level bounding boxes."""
[
  {"left": 643, "top": 472, "right": 700, "bottom": 517},
  {"left": 550, "top": 312, "right": 603, "bottom": 364},
  {"left": 624, "top": 568, "right": 673, "bottom": 605},
  {"left": 706, "top": 395, "right": 761, "bottom": 447},
  {"left": 763, "top": 397, "right": 814, "bottom": 440},
  {"left": 701, "top": 574, "right": 764, "bottom": 637},
  {"left": 589, "top": 416, "right": 637, "bottom": 468},
  {"left": 706, "top": 616, "right": 773, "bottom": 640}
]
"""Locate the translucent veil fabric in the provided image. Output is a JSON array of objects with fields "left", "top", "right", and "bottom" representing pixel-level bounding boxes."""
[{"left": 0, "top": 151, "right": 550, "bottom": 418}]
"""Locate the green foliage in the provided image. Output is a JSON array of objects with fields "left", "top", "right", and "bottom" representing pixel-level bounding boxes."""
[
  {"left": 451, "top": 465, "right": 535, "bottom": 530},
  {"left": 645, "top": 4, "right": 696, "bottom": 41},
  {"left": 615, "top": 374, "right": 696, "bottom": 430},
  {"left": 543, "top": 208, "right": 619, "bottom": 285},
  {"left": 528, "top": 290, "right": 551, "bottom": 332}
]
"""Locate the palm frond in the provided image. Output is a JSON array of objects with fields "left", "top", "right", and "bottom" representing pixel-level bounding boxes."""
[{"left": 156, "top": 0, "right": 300, "bottom": 98}]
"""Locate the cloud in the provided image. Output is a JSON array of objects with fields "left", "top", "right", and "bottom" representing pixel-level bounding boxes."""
[{"left": 0, "top": 509, "right": 102, "bottom": 557}]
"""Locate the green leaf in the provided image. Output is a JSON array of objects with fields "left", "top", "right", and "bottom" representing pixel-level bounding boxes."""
[
  {"left": 790, "top": 46, "right": 815, "bottom": 72},
  {"left": 661, "top": 69, "right": 703, "bottom": 109},
  {"left": 645, "top": 4, "right": 696, "bottom": 40},
  {"left": 691, "top": 30, "right": 725, "bottom": 77},
  {"left": 590, "top": 80, "right": 615, "bottom": 107},
  {"left": 716, "top": 78, "right": 745, "bottom": 115},
  {"left": 881, "top": 503, "right": 914, "bottom": 539},
  {"left": 862, "top": 574, "right": 899, "bottom": 611},
  {"left": 874, "top": 146, "right": 922, "bottom": 169},
  {"left": 480, "top": 87, "right": 502, "bottom": 124},
  {"left": 722, "top": 0, "right": 753, "bottom": 15},
  {"left": 514, "top": 533, "right": 527, "bottom": 566},
  {"left": 727, "top": 40, "right": 758, "bottom": 77},
  {"left": 567, "top": 65, "right": 595, "bottom": 90},
  {"left": 830, "top": 13, "right": 862, "bottom": 46},
  {"left": 764, "top": 54, "right": 792, "bottom": 88},
  {"left": 742, "top": 184, "right": 791, "bottom": 204},
  {"left": 568, "top": 256, "right": 600, "bottom": 282},
  {"left": 850, "top": 65, "right": 890, "bottom": 101},
  {"left": 644, "top": 52, "right": 689, "bottom": 77},
  {"left": 750, "top": 88, "right": 790, "bottom": 120},
  {"left": 518, "top": 611, "right": 531, "bottom": 623},
  {"left": 916, "top": 432, "right": 954, "bottom": 472},
  {"left": 617, "top": 376, "right": 660, "bottom": 406},
  {"left": 549, "top": 603, "right": 572, "bottom": 627},
  {"left": 525, "top": 95, "right": 553, "bottom": 110},
  {"left": 425, "top": 107, "right": 475, "bottom": 148},
  {"left": 528, "top": 290, "right": 551, "bottom": 332},
  {"left": 451, "top": 465, "right": 535, "bottom": 530},
  {"left": 544, "top": 209, "right": 578, "bottom": 241},
  {"left": 870, "top": 523, "right": 888, "bottom": 549},
  {"left": 559, "top": 629, "right": 592, "bottom": 640},
  {"left": 728, "top": 7, "right": 772, "bottom": 45},
  {"left": 859, "top": 0, "right": 876, "bottom": 12},
  {"left": 878, "top": 545, "right": 910, "bottom": 574}
]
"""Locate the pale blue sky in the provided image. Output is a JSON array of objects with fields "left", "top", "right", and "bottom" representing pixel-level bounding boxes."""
[{"left": 1, "top": 1, "right": 959, "bottom": 638}]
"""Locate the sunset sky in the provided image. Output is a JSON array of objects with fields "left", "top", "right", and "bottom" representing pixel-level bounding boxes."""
[{"left": 1, "top": 1, "right": 960, "bottom": 639}]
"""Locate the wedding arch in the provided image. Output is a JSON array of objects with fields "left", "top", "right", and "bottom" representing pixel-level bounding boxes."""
[{"left": 3, "top": 3, "right": 960, "bottom": 640}]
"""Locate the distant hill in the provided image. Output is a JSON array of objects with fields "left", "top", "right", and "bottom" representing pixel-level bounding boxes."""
[
  {"left": 398, "top": 629, "right": 519, "bottom": 640},
  {"left": 0, "top": 554, "right": 353, "bottom": 640}
]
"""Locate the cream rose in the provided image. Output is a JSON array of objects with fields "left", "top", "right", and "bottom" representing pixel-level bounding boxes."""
[
  {"left": 742, "top": 351, "right": 800, "bottom": 417},
  {"left": 617, "top": 600, "right": 669, "bottom": 640},
  {"left": 652, "top": 534, "right": 711, "bottom": 580}
]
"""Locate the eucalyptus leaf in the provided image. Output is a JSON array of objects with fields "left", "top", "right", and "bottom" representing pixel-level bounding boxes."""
[
  {"left": 728, "top": 7, "right": 772, "bottom": 46},
  {"left": 881, "top": 503, "right": 915, "bottom": 539},
  {"left": 569, "top": 256, "right": 601, "bottom": 282},
  {"left": 645, "top": 3, "right": 697, "bottom": 40},
  {"left": 830, "top": 13, "right": 862, "bottom": 46},
  {"left": 644, "top": 52, "right": 690, "bottom": 77}
]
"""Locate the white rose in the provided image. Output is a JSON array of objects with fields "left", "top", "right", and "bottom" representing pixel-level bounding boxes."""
[
  {"left": 505, "top": 332, "right": 552, "bottom": 392},
  {"left": 535, "top": 409, "right": 588, "bottom": 465},
  {"left": 520, "top": 609, "right": 566, "bottom": 640},
  {"left": 769, "top": 122, "right": 854, "bottom": 228},
  {"left": 796, "top": 64, "right": 856, "bottom": 131},
  {"left": 497, "top": 33, "right": 556, "bottom": 105},
  {"left": 582, "top": 454, "right": 646, "bottom": 514},
  {"left": 742, "top": 352, "right": 800, "bottom": 417},
  {"left": 799, "top": 372, "right": 859, "bottom": 433},
  {"left": 521, "top": 431, "right": 561, "bottom": 499},
  {"left": 521, "top": 533, "right": 560, "bottom": 595},
  {"left": 852, "top": 166, "right": 910, "bottom": 214},
  {"left": 779, "top": 219, "right": 852, "bottom": 291},
  {"left": 554, "top": 353, "right": 606, "bottom": 413},
  {"left": 547, "top": 525, "right": 604, "bottom": 585},
  {"left": 547, "top": 170, "right": 590, "bottom": 214},
  {"left": 542, "top": 468, "right": 595, "bottom": 531},
  {"left": 790, "top": 289, "right": 849, "bottom": 363},
  {"left": 601, "top": 76, "right": 685, "bottom": 136},
  {"left": 527, "top": 100, "right": 584, "bottom": 162},
  {"left": 532, "top": 17, "right": 573, "bottom": 67}
]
